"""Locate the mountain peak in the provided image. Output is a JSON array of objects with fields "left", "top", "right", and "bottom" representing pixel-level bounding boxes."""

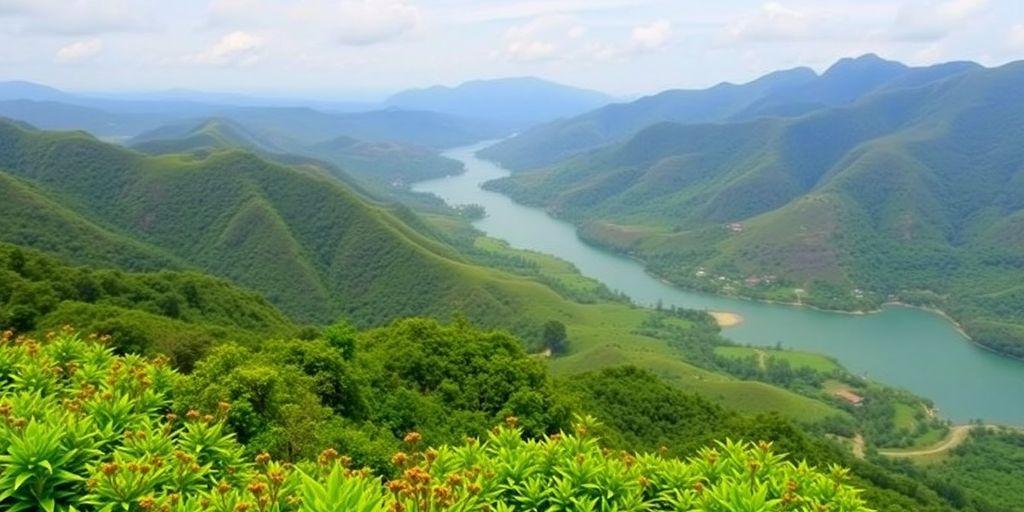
[{"left": 824, "top": 54, "right": 906, "bottom": 77}]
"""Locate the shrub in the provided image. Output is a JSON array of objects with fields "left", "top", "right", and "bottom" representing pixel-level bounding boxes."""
[{"left": 0, "top": 330, "right": 871, "bottom": 511}]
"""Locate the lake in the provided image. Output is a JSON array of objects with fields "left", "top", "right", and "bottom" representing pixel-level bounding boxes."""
[{"left": 414, "top": 142, "right": 1024, "bottom": 425}]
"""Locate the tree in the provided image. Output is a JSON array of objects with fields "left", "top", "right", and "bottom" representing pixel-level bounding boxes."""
[
  {"left": 542, "top": 320, "right": 568, "bottom": 355},
  {"left": 323, "top": 319, "right": 357, "bottom": 360}
]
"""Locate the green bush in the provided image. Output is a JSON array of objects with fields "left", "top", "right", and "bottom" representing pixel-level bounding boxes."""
[{"left": 0, "top": 330, "right": 871, "bottom": 511}]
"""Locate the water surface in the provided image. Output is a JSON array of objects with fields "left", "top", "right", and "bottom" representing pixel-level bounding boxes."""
[{"left": 414, "top": 142, "right": 1024, "bottom": 425}]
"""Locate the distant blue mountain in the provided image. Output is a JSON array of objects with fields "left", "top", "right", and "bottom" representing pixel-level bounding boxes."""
[{"left": 386, "top": 77, "right": 615, "bottom": 127}]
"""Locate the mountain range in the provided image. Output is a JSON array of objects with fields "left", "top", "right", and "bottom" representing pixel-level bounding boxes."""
[
  {"left": 479, "top": 54, "right": 982, "bottom": 170},
  {"left": 484, "top": 55, "right": 1024, "bottom": 359}
]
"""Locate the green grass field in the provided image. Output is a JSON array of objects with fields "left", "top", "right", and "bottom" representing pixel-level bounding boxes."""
[
  {"left": 714, "top": 346, "right": 842, "bottom": 373},
  {"left": 473, "top": 237, "right": 607, "bottom": 297}
]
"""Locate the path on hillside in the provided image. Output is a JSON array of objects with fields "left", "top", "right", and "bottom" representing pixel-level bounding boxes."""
[
  {"left": 851, "top": 434, "right": 865, "bottom": 459},
  {"left": 878, "top": 426, "right": 974, "bottom": 457}
]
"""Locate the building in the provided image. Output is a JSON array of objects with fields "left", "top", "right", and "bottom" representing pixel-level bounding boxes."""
[{"left": 834, "top": 390, "right": 864, "bottom": 406}]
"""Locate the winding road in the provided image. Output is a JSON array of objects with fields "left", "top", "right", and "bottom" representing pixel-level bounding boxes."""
[{"left": 878, "top": 426, "right": 974, "bottom": 458}]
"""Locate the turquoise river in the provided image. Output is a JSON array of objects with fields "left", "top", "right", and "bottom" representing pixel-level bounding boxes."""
[{"left": 414, "top": 142, "right": 1024, "bottom": 425}]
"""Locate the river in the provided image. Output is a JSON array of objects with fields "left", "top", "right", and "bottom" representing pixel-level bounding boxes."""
[{"left": 413, "top": 142, "right": 1024, "bottom": 425}]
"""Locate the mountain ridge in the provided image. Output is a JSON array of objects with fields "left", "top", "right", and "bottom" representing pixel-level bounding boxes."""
[
  {"left": 479, "top": 54, "right": 986, "bottom": 170},
  {"left": 484, "top": 59, "right": 1024, "bottom": 358}
]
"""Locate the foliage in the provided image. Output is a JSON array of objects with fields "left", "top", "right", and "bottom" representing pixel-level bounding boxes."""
[
  {"left": 922, "top": 428, "right": 1024, "bottom": 510},
  {"left": 0, "top": 120, "right": 598, "bottom": 339},
  {"left": 542, "top": 319, "right": 569, "bottom": 355},
  {"left": 0, "top": 243, "right": 295, "bottom": 369},
  {"left": 355, "top": 317, "right": 571, "bottom": 442},
  {"left": 0, "top": 330, "right": 873, "bottom": 511}
]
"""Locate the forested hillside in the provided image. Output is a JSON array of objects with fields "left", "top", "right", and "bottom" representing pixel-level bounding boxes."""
[
  {"left": 130, "top": 118, "right": 465, "bottom": 188},
  {"left": 480, "top": 54, "right": 981, "bottom": 170},
  {"left": 0, "top": 120, "right": 570, "bottom": 329},
  {"left": 486, "top": 60, "right": 1024, "bottom": 358}
]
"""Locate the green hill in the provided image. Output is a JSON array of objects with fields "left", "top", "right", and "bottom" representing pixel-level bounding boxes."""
[
  {"left": 130, "top": 117, "right": 292, "bottom": 155},
  {"left": 487, "top": 60, "right": 1024, "bottom": 357},
  {"left": 305, "top": 135, "right": 463, "bottom": 184},
  {"left": 131, "top": 118, "right": 465, "bottom": 189},
  {"left": 0, "top": 120, "right": 528, "bottom": 326},
  {"left": 479, "top": 55, "right": 981, "bottom": 170},
  {"left": 0, "top": 243, "right": 295, "bottom": 367}
]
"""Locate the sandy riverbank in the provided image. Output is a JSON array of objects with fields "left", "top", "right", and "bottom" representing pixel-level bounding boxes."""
[{"left": 709, "top": 311, "right": 744, "bottom": 328}]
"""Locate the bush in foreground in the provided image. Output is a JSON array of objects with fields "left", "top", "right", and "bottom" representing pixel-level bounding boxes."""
[{"left": 0, "top": 330, "right": 870, "bottom": 511}]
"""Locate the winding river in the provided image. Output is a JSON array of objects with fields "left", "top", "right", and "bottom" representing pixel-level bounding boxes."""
[{"left": 414, "top": 142, "right": 1024, "bottom": 425}]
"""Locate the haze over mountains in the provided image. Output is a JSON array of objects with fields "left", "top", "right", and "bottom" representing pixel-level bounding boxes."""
[
  {"left": 480, "top": 54, "right": 983, "bottom": 170},
  {"left": 386, "top": 77, "right": 615, "bottom": 127},
  {"left": 0, "top": 76, "right": 614, "bottom": 140}
]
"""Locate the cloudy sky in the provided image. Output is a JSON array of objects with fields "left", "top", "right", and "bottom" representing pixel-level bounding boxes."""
[{"left": 1, "top": 0, "right": 1021, "bottom": 99}]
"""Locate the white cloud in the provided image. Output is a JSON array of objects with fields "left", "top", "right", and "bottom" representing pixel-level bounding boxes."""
[
  {"left": 501, "top": 15, "right": 578, "bottom": 62},
  {"left": 0, "top": 0, "right": 155, "bottom": 35},
  {"left": 890, "top": 0, "right": 990, "bottom": 41},
  {"left": 289, "top": 0, "right": 420, "bottom": 46},
  {"left": 442, "top": 0, "right": 644, "bottom": 25},
  {"left": 55, "top": 39, "right": 103, "bottom": 64},
  {"left": 722, "top": 2, "right": 819, "bottom": 43},
  {"left": 500, "top": 15, "right": 674, "bottom": 63},
  {"left": 506, "top": 40, "right": 558, "bottom": 61},
  {"left": 630, "top": 19, "right": 672, "bottom": 52},
  {"left": 1010, "top": 24, "right": 1024, "bottom": 49},
  {"left": 186, "top": 31, "right": 264, "bottom": 66}
]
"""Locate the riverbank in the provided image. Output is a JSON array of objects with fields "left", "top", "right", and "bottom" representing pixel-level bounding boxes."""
[
  {"left": 709, "top": 311, "right": 743, "bottom": 328},
  {"left": 420, "top": 143, "right": 1024, "bottom": 425},
  {"left": 644, "top": 261, "right": 1003, "bottom": 357}
]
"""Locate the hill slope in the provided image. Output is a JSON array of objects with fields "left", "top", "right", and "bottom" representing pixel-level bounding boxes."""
[
  {"left": 480, "top": 54, "right": 981, "bottom": 170},
  {"left": 0, "top": 120, "right": 547, "bottom": 326},
  {"left": 0, "top": 242, "right": 296, "bottom": 366},
  {"left": 487, "top": 60, "right": 1024, "bottom": 357},
  {"left": 130, "top": 118, "right": 465, "bottom": 186}
]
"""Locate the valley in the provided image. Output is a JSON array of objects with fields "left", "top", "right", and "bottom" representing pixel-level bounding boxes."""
[
  {"left": 0, "top": 17, "right": 1022, "bottom": 505},
  {"left": 416, "top": 142, "right": 1024, "bottom": 426}
]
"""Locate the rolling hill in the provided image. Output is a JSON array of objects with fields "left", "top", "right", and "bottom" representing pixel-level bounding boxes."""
[
  {"left": 479, "top": 54, "right": 982, "bottom": 170},
  {"left": 0, "top": 119, "right": 533, "bottom": 326},
  {"left": 387, "top": 77, "right": 614, "bottom": 127},
  {"left": 129, "top": 118, "right": 465, "bottom": 186},
  {"left": 0, "top": 242, "right": 296, "bottom": 367},
  {"left": 486, "top": 59, "right": 1024, "bottom": 358}
]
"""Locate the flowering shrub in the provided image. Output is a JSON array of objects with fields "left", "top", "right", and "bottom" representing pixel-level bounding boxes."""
[{"left": 0, "top": 330, "right": 871, "bottom": 511}]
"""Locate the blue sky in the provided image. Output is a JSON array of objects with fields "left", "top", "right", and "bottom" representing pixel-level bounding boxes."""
[{"left": 1, "top": 0, "right": 1022, "bottom": 98}]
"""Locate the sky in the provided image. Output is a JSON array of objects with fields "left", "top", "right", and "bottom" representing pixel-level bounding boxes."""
[{"left": 0, "top": 0, "right": 1022, "bottom": 99}]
